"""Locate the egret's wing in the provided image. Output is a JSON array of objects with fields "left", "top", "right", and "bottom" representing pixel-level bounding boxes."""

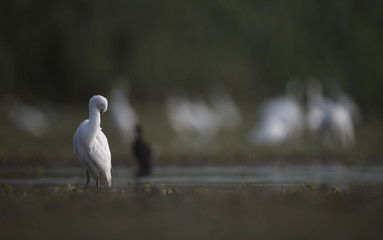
[
  {"left": 90, "top": 131, "right": 111, "bottom": 167},
  {"left": 73, "top": 120, "right": 87, "bottom": 157},
  {"left": 73, "top": 129, "right": 80, "bottom": 157},
  {"left": 89, "top": 129, "right": 112, "bottom": 185}
]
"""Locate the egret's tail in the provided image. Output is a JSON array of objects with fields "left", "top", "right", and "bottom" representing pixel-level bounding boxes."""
[
  {"left": 106, "top": 171, "right": 112, "bottom": 187},
  {"left": 99, "top": 171, "right": 112, "bottom": 187}
]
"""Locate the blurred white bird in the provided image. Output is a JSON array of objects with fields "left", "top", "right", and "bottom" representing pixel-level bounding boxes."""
[
  {"left": 165, "top": 90, "right": 220, "bottom": 145},
  {"left": 209, "top": 84, "right": 241, "bottom": 131},
  {"left": 165, "top": 90, "right": 196, "bottom": 136},
  {"left": 326, "top": 79, "right": 361, "bottom": 123},
  {"left": 337, "top": 93, "right": 361, "bottom": 123},
  {"left": 110, "top": 80, "right": 138, "bottom": 142},
  {"left": 306, "top": 79, "right": 355, "bottom": 148},
  {"left": 306, "top": 79, "right": 327, "bottom": 133},
  {"left": 73, "top": 95, "right": 112, "bottom": 191},
  {"left": 189, "top": 95, "right": 220, "bottom": 142},
  {"left": 2, "top": 95, "right": 50, "bottom": 137},
  {"left": 249, "top": 80, "right": 304, "bottom": 146}
]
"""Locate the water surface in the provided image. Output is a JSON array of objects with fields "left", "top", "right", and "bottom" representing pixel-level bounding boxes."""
[{"left": 1, "top": 164, "right": 383, "bottom": 192}]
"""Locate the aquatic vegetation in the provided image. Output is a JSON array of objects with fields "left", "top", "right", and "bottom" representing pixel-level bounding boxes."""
[
  {"left": 0, "top": 184, "right": 14, "bottom": 197},
  {"left": 108, "top": 188, "right": 126, "bottom": 194},
  {"left": 64, "top": 184, "right": 83, "bottom": 193},
  {"left": 193, "top": 187, "right": 210, "bottom": 193},
  {"left": 144, "top": 184, "right": 154, "bottom": 193},
  {"left": 283, "top": 184, "right": 344, "bottom": 197},
  {"left": 0, "top": 182, "right": 349, "bottom": 201},
  {"left": 159, "top": 185, "right": 180, "bottom": 196}
]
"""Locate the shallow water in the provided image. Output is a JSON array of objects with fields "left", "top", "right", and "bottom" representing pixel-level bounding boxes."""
[{"left": 1, "top": 164, "right": 383, "bottom": 191}]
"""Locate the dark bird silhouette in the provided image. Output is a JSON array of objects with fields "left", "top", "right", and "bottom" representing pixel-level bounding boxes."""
[{"left": 132, "top": 124, "right": 153, "bottom": 177}]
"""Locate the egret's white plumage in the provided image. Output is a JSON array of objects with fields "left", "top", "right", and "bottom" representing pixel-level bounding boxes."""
[
  {"left": 166, "top": 91, "right": 220, "bottom": 144},
  {"left": 110, "top": 81, "right": 138, "bottom": 142},
  {"left": 189, "top": 95, "right": 220, "bottom": 142},
  {"left": 165, "top": 91, "right": 196, "bottom": 135},
  {"left": 73, "top": 95, "right": 112, "bottom": 190},
  {"left": 249, "top": 80, "right": 304, "bottom": 146},
  {"left": 2, "top": 95, "right": 50, "bottom": 137},
  {"left": 250, "top": 96, "right": 304, "bottom": 145},
  {"left": 209, "top": 85, "right": 241, "bottom": 131},
  {"left": 306, "top": 80, "right": 355, "bottom": 149}
]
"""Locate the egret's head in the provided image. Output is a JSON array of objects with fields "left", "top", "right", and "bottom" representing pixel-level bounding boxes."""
[{"left": 90, "top": 95, "right": 108, "bottom": 114}]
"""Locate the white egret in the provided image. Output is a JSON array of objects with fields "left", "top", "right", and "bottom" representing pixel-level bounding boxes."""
[
  {"left": 249, "top": 80, "right": 304, "bottom": 146},
  {"left": 306, "top": 79, "right": 355, "bottom": 149},
  {"left": 165, "top": 89, "right": 220, "bottom": 149},
  {"left": 325, "top": 78, "right": 361, "bottom": 123},
  {"left": 2, "top": 95, "right": 50, "bottom": 137},
  {"left": 110, "top": 80, "right": 138, "bottom": 142},
  {"left": 209, "top": 84, "right": 242, "bottom": 131},
  {"left": 166, "top": 91, "right": 194, "bottom": 135},
  {"left": 189, "top": 95, "right": 220, "bottom": 142},
  {"left": 73, "top": 95, "right": 112, "bottom": 191}
]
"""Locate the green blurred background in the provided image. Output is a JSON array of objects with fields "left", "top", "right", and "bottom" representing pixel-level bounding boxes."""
[
  {"left": 0, "top": 0, "right": 382, "bottom": 165},
  {"left": 1, "top": 0, "right": 382, "bottom": 112}
]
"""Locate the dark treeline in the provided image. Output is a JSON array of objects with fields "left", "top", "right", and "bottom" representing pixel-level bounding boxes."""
[{"left": 0, "top": 0, "right": 382, "bottom": 116}]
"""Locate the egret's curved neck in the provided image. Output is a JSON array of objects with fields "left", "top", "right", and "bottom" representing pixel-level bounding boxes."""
[{"left": 88, "top": 105, "right": 101, "bottom": 133}]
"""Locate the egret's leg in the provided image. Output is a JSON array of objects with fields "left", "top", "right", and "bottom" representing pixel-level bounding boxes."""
[
  {"left": 96, "top": 176, "right": 99, "bottom": 193},
  {"left": 84, "top": 171, "right": 90, "bottom": 191}
]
